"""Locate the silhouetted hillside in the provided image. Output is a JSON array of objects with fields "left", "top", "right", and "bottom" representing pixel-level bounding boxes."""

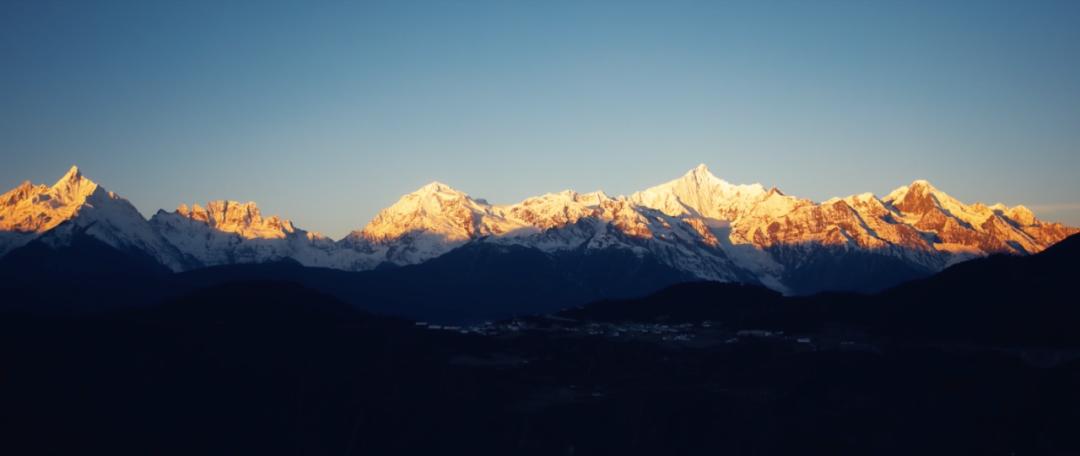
[
  {"left": 4, "top": 279, "right": 1080, "bottom": 455},
  {"left": 1, "top": 237, "right": 693, "bottom": 322},
  {"left": 568, "top": 234, "right": 1080, "bottom": 346},
  {"left": 0, "top": 234, "right": 171, "bottom": 313},
  {"left": 875, "top": 233, "right": 1080, "bottom": 345}
]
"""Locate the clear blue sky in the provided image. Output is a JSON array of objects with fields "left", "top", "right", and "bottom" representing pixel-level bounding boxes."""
[{"left": 3, "top": 1, "right": 1079, "bottom": 238}]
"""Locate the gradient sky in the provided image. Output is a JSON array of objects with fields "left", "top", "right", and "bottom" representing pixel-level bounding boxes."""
[{"left": 3, "top": 1, "right": 1079, "bottom": 238}]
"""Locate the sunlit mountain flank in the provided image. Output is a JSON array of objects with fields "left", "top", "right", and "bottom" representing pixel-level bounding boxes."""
[
  {"left": 0, "top": 166, "right": 187, "bottom": 270},
  {"left": 2, "top": 165, "right": 1074, "bottom": 295}
]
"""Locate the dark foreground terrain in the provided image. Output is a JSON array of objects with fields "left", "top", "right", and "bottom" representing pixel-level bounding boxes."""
[{"left": 1, "top": 235, "right": 1079, "bottom": 455}]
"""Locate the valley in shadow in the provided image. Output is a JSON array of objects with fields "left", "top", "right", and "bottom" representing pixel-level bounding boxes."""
[{"left": 1, "top": 235, "right": 1078, "bottom": 454}]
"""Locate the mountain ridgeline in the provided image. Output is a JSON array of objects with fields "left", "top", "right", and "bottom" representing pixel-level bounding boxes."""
[
  {"left": 0, "top": 165, "right": 1075, "bottom": 321},
  {"left": 2, "top": 166, "right": 1080, "bottom": 454},
  {"left": 2, "top": 232, "right": 1079, "bottom": 454},
  {"left": 564, "top": 232, "right": 1080, "bottom": 347}
]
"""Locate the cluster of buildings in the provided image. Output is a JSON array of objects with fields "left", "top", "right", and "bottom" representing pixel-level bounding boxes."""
[{"left": 413, "top": 317, "right": 833, "bottom": 349}]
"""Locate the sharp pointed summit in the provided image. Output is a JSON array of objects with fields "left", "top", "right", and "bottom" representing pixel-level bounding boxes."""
[
  {"left": 885, "top": 179, "right": 941, "bottom": 202},
  {"left": 1, "top": 166, "right": 187, "bottom": 270},
  {"left": 886, "top": 179, "right": 943, "bottom": 215},
  {"left": 630, "top": 164, "right": 768, "bottom": 220},
  {"left": 49, "top": 165, "right": 99, "bottom": 204},
  {"left": 56, "top": 165, "right": 83, "bottom": 182},
  {"left": 3, "top": 166, "right": 102, "bottom": 235},
  {"left": 686, "top": 163, "right": 714, "bottom": 178},
  {"left": 1, "top": 164, "right": 1077, "bottom": 295},
  {"left": 675, "top": 163, "right": 727, "bottom": 188},
  {"left": 52, "top": 165, "right": 93, "bottom": 190}
]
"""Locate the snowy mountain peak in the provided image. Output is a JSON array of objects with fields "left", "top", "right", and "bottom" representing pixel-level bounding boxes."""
[
  {"left": 1005, "top": 205, "right": 1036, "bottom": 225},
  {"left": 0, "top": 166, "right": 188, "bottom": 270},
  {"left": 630, "top": 164, "right": 769, "bottom": 220},
  {"left": 50, "top": 165, "right": 100, "bottom": 204},
  {"left": 686, "top": 163, "right": 714, "bottom": 178},
  {"left": 1, "top": 181, "right": 41, "bottom": 207},
  {"left": 909, "top": 178, "right": 934, "bottom": 189},
  {"left": 414, "top": 181, "right": 465, "bottom": 197},
  {"left": 388, "top": 181, "right": 480, "bottom": 212},
  {"left": 3, "top": 164, "right": 1078, "bottom": 295},
  {"left": 885, "top": 179, "right": 946, "bottom": 215},
  {"left": 574, "top": 191, "right": 612, "bottom": 207},
  {"left": 147, "top": 198, "right": 356, "bottom": 271},
  {"left": 1, "top": 166, "right": 103, "bottom": 234},
  {"left": 675, "top": 163, "right": 734, "bottom": 190},
  {"left": 844, "top": 192, "right": 878, "bottom": 204},
  {"left": 163, "top": 200, "right": 296, "bottom": 239},
  {"left": 884, "top": 179, "right": 942, "bottom": 204},
  {"left": 55, "top": 165, "right": 83, "bottom": 185},
  {"left": 355, "top": 180, "right": 510, "bottom": 246}
]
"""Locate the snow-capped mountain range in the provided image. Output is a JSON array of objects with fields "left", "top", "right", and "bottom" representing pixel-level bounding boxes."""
[{"left": 2, "top": 165, "right": 1075, "bottom": 294}]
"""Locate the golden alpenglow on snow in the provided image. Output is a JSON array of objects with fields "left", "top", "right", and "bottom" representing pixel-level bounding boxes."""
[{"left": 2, "top": 165, "right": 1075, "bottom": 294}]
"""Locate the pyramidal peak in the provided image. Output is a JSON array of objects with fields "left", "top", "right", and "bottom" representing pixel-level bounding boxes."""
[
  {"left": 358, "top": 179, "right": 495, "bottom": 243},
  {"left": 679, "top": 163, "right": 725, "bottom": 184},
  {"left": 0, "top": 166, "right": 192, "bottom": 270},
  {"left": 687, "top": 163, "right": 713, "bottom": 176},
  {"left": 682, "top": 164, "right": 767, "bottom": 194},
  {"left": 630, "top": 164, "right": 770, "bottom": 220},
  {"left": 50, "top": 165, "right": 100, "bottom": 203},
  {"left": 878, "top": 178, "right": 1051, "bottom": 234},
  {"left": 907, "top": 179, "right": 943, "bottom": 195},
  {"left": 52, "top": 165, "right": 94, "bottom": 189},
  {"left": 54, "top": 165, "right": 83, "bottom": 185},
  {"left": 414, "top": 181, "right": 466, "bottom": 196},
  {"left": 1, "top": 166, "right": 110, "bottom": 233}
]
